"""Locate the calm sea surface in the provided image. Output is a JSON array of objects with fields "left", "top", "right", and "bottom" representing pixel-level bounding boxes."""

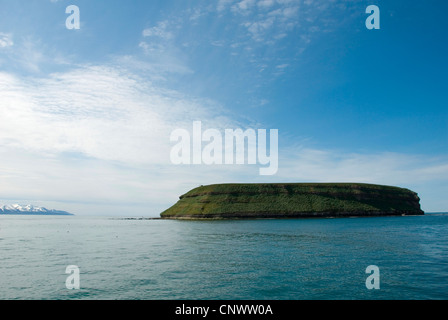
[{"left": 1, "top": 214, "right": 447, "bottom": 300}]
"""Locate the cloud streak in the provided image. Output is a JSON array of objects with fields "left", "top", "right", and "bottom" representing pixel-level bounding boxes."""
[
  {"left": 0, "top": 65, "right": 237, "bottom": 165},
  {"left": 0, "top": 33, "right": 13, "bottom": 48}
]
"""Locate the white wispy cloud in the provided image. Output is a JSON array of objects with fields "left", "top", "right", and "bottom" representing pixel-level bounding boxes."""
[
  {"left": 0, "top": 63, "right": 243, "bottom": 214},
  {"left": 139, "top": 18, "right": 196, "bottom": 77},
  {"left": 0, "top": 35, "right": 67, "bottom": 74},
  {"left": 258, "top": 0, "right": 276, "bottom": 9},
  {"left": 0, "top": 65, "right": 234, "bottom": 165},
  {"left": 0, "top": 33, "right": 13, "bottom": 48},
  {"left": 142, "top": 21, "right": 174, "bottom": 40},
  {"left": 232, "top": 0, "right": 257, "bottom": 15},
  {"left": 217, "top": 0, "right": 236, "bottom": 12},
  {"left": 227, "top": 0, "right": 301, "bottom": 42},
  {"left": 215, "top": 0, "right": 360, "bottom": 47},
  {"left": 277, "top": 148, "right": 448, "bottom": 185}
]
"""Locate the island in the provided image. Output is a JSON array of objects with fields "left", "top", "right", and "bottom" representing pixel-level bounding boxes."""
[
  {"left": 160, "top": 183, "right": 424, "bottom": 220},
  {"left": 0, "top": 204, "right": 74, "bottom": 216}
]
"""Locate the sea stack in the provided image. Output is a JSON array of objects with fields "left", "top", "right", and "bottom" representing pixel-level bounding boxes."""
[{"left": 160, "top": 183, "right": 425, "bottom": 220}]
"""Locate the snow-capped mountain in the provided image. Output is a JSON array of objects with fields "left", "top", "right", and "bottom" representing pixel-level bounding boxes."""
[{"left": 0, "top": 204, "right": 73, "bottom": 215}]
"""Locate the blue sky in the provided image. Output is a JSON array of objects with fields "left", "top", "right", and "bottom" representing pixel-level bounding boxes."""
[{"left": 0, "top": 0, "right": 447, "bottom": 215}]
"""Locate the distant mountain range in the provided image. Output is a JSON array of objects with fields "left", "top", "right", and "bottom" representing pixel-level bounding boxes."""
[{"left": 0, "top": 204, "right": 74, "bottom": 216}]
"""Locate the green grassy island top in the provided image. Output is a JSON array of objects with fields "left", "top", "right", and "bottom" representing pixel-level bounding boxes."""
[{"left": 160, "top": 183, "right": 424, "bottom": 220}]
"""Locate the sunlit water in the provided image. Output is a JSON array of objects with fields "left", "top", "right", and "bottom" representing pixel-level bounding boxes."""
[{"left": 1, "top": 214, "right": 447, "bottom": 300}]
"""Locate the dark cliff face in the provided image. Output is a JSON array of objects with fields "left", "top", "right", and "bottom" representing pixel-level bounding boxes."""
[{"left": 160, "top": 183, "right": 425, "bottom": 219}]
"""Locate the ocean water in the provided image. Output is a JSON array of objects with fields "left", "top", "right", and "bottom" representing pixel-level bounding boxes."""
[{"left": 0, "top": 214, "right": 447, "bottom": 300}]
